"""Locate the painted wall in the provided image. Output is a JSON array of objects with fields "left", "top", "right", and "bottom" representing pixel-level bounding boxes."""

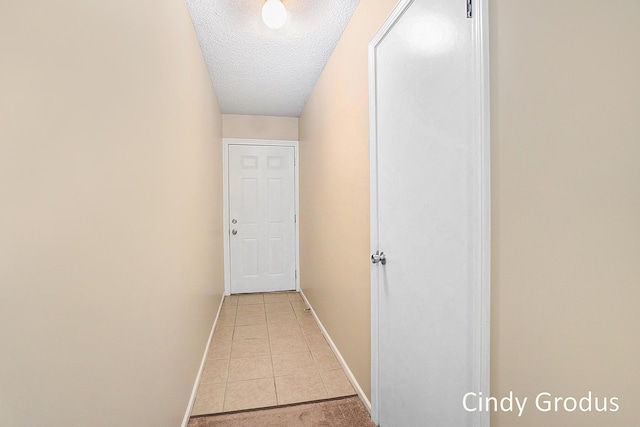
[
  {"left": 0, "top": 1, "right": 224, "bottom": 426},
  {"left": 222, "top": 114, "right": 298, "bottom": 140},
  {"left": 298, "top": 0, "right": 399, "bottom": 399},
  {"left": 490, "top": 1, "right": 640, "bottom": 425}
]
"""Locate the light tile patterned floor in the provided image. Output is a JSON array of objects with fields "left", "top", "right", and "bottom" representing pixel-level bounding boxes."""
[{"left": 191, "top": 291, "right": 356, "bottom": 416}]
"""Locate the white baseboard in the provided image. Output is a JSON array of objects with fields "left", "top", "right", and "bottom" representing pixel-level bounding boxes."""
[
  {"left": 298, "top": 290, "right": 372, "bottom": 413},
  {"left": 181, "top": 294, "right": 226, "bottom": 427}
]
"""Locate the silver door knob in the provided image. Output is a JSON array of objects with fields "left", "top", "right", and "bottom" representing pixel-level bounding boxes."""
[
  {"left": 371, "top": 251, "right": 386, "bottom": 265},
  {"left": 232, "top": 229, "right": 238, "bottom": 235}
]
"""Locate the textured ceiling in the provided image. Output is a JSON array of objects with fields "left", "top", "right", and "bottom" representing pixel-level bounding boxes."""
[{"left": 186, "top": 0, "right": 360, "bottom": 117}]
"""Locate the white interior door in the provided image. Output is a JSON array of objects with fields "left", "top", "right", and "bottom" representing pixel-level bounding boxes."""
[
  {"left": 228, "top": 144, "right": 296, "bottom": 294},
  {"left": 370, "top": 0, "right": 490, "bottom": 426}
]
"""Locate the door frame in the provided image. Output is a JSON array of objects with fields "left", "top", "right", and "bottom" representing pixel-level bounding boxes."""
[
  {"left": 222, "top": 138, "right": 300, "bottom": 296},
  {"left": 368, "top": 0, "right": 491, "bottom": 425}
]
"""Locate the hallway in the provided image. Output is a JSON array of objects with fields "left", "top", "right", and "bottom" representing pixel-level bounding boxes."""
[{"left": 191, "top": 292, "right": 356, "bottom": 416}]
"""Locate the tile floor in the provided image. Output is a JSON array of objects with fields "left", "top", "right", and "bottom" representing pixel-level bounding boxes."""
[{"left": 191, "top": 291, "right": 356, "bottom": 416}]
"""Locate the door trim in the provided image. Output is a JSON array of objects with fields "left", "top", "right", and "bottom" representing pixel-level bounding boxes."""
[
  {"left": 222, "top": 138, "right": 300, "bottom": 296},
  {"left": 368, "top": 0, "right": 490, "bottom": 425}
]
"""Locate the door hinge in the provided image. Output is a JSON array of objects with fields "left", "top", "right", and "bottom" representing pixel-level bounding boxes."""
[
  {"left": 294, "top": 214, "right": 297, "bottom": 223},
  {"left": 295, "top": 270, "right": 297, "bottom": 280},
  {"left": 466, "top": 0, "right": 472, "bottom": 18}
]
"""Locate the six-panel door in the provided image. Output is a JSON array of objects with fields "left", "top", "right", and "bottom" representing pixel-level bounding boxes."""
[{"left": 228, "top": 144, "right": 296, "bottom": 293}]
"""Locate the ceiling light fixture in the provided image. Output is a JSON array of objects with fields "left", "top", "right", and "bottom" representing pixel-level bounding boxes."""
[{"left": 262, "top": 0, "right": 287, "bottom": 29}]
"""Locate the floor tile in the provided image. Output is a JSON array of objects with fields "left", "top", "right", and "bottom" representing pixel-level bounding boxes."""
[
  {"left": 275, "top": 372, "right": 328, "bottom": 405},
  {"left": 237, "top": 304, "right": 266, "bottom": 315},
  {"left": 265, "top": 302, "right": 293, "bottom": 313},
  {"left": 191, "top": 382, "right": 225, "bottom": 415},
  {"left": 295, "top": 310, "right": 315, "bottom": 322},
  {"left": 223, "top": 295, "right": 239, "bottom": 307},
  {"left": 238, "top": 293, "right": 264, "bottom": 305},
  {"left": 220, "top": 305, "right": 237, "bottom": 317},
  {"left": 231, "top": 338, "right": 270, "bottom": 358},
  {"left": 320, "top": 369, "right": 355, "bottom": 398},
  {"left": 272, "top": 351, "right": 316, "bottom": 377},
  {"left": 217, "top": 313, "right": 236, "bottom": 327},
  {"left": 200, "top": 358, "right": 229, "bottom": 384},
  {"left": 207, "top": 339, "right": 232, "bottom": 360},
  {"left": 228, "top": 355, "right": 273, "bottom": 382},
  {"left": 311, "top": 348, "right": 341, "bottom": 371},
  {"left": 266, "top": 310, "right": 297, "bottom": 324},
  {"left": 288, "top": 292, "right": 304, "bottom": 302},
  {"left": 224, "top": 378, "right": 277, "bottom": 412},
  {"left": 213, "top": 326, "right": 234, "bottom": 341},
  {"left": 235, "top": 312, "right": 266, "bottom": 326},
  {"left": 270, "top": 334, "right": 309, "bottom": 355},
  {"left": 299, "top": 319, "right": 321, "bottom": 335},
  {"left": 267, "top": 321, "right": 303, "bottom": 339},
  {"left": 290, "top": 301, "right": 308, "bottom": 311},
  {"left": 264, "top": 293, "right": 291, "bottom": 304},
  {"left": 195, "top": 291, "right": 357, "bottom": 417},
  {"left": 304, "top": 332, "right": 330, "bottom": 351},
  {"left": 234, "top": 324, "right": 268, "bottom": 340}
]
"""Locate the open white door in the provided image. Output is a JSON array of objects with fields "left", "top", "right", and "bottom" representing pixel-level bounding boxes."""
[
  {"left": 370, "top": 0, "right": 490, "bottom": 426},
  {"left": 226, "top": 143, "right": 297, "bottom": 294}
]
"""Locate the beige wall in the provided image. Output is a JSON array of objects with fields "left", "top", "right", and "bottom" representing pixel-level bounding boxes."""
[
  {"left": 491, "top": 1, "right": 640, "bottom": 425},
  {"left": 301, "top": 0, "right": 640, "bottom": 423},
  {"left": 298, "top": 0, "right": 399, "bottom": 399},
  {"left": 0, "top": 1, "right": 224, "bottom": 426},
  {"left": 222, "top": 114, "right": 298, "bottom": 140}
]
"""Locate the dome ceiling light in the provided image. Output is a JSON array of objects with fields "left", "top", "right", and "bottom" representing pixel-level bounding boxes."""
[{"left": 262, "top": 0, "right": 287, "bottom": 29}]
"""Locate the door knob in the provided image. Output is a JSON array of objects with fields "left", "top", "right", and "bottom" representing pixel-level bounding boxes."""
[
  {"left": 232, "top": 229, "right": 238, "bottom": 235},
  {"left": 371, "top": 251, "right": 386, "bottom": 265}
]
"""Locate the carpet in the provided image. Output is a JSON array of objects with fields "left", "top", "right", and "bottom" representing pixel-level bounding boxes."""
[{"left": 188, "top": 396, "right": 377, "bottom": 427}]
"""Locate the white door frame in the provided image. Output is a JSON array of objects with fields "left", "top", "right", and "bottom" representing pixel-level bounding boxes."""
[
  {"left": 368, "top": 0, "right": 491, "bottom": 425},
  {"left": 222, "top": 138, "right": 300, "bottom": 296}
]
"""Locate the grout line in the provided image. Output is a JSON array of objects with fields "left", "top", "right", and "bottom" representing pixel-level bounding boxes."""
[
  {"left": 298, "top": 289, "right": 372, "bottom": 413},
  {"left": 221, "top": 358, "right": 230, "bottom": 414},
  {"left": 231, "top": 297, "right": 238, "bottom": 340},
  {"left": 264, "top": 295, "right": 279, "bottom": 407},
  {"left": 261, "top": 294, "right": 279, "bottom": 411},
  {"left": 220, "top": 305, "right": 233, "bottom": 413},
  {"left": 293, "top": 297, "right": 330, "bottom": 398}
]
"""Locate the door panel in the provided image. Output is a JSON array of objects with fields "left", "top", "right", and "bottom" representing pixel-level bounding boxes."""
[
  {"left": 371, "top": 0, "right": 488, "bottom": 425},
  {"left": 229, "top": 145, "right": 296, "bottom": 293}
]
